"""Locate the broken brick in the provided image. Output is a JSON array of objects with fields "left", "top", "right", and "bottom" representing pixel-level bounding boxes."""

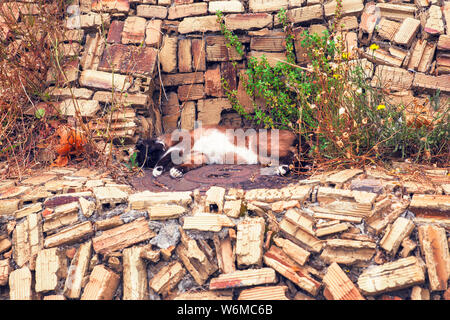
[
  {"left": 176, "top": 228, "right": 218, "bottom": 286},
  {"left": 209, "top": 268, "right": 277, "bottom": 290},
  {"left": 204, "top": 65, "right": 224, "bottom": 97},
  {"left": 236, "top": 217, "right": 265, "bottom": 267},
  {"left": 149, "top": 261, "right": 186, "bottom": 297},
  {"left": 92, "top": 217, "right": 155, "bottom": 255},
  {"left": 357, "top": 256, "right": 425, "bottom": 295},
  {"left": 81, "top": 265, "right": 120, "bottom": 300},
  {"left": 418, "top": 224, "right": 450, "bottom": 291},
  {"left": 323, "top": 262, "right": 365, "bottom": 300}
]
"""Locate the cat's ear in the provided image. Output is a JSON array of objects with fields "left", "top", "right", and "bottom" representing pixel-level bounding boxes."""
[{"left": 152, "top": 141, "right": 165, "bottom": 151}]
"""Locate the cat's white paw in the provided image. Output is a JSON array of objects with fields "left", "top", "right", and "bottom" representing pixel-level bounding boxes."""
[
  {"left": 276, "top": 165, "right": 290, "bottom": 176},
  {"left": 170, "top": 167, "right": 183, "bottom": 179},
  {"left": 153, "top": 166, "right": 163, "bottom": 177}
]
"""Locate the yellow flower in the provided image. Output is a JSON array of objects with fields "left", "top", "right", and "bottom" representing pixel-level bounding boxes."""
[
  {"left": 369, "top": 43, "right": 379, "bottom": 51},
  {"left": 342, "top": 52, "right": 349, "bottom": 60},
  {"left": 377, "top": 104, "right": 386, "bottom": 110},
  {"left": 333, "top": 74, "right": 342, "bottom": 80}
]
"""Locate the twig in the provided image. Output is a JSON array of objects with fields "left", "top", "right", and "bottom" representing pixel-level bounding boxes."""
[
  {"left": 153, "top": 179, "right": 169, "bottom": 190},
  {"left": 18, "top": 72, "right": 35, "bottom": 109},
  {"left": 272, "top": 58, "right": 313, "bottom": 72}
]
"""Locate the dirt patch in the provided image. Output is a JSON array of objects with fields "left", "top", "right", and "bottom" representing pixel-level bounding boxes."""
[{"left": 129, "top": 164, "right": 306, "bottom": 192}]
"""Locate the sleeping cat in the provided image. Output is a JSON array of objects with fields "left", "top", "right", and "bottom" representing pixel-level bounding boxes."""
[{"left": 136, "top": 125, "right": 299, "bottom": 179}]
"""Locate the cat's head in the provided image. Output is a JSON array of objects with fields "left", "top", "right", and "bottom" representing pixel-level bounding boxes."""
[{"left": 135, "top": 138, "right": 166, "bottom": 168}]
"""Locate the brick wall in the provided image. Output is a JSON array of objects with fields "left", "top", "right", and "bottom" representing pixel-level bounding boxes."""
[{"left": 3, "top": 0, "right": 449, "bottom": 152}]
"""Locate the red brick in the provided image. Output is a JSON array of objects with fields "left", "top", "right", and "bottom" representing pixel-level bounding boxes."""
[
  {"left": 381, "top": 295, "right": 403, "bottom": 300},
  {"left": 161, "top": 72, "right": 204, "bottom": 86},
  {"left": 221, "top": 62, "right": 237, "bottom": 91},
  {"left": 41, "top": 208, "right": 53, "bottom": 218},
  {"left": 192, "top": 38, "right": 206, "bottom": 71},
  {"left": 178, "top": 39, "right": 192, "bottom": 73},
  {"left": 444, "top": 288, "right": 450, "bottom": 300},
  {"left": 178, "top": 84, "right": 205, "bottom": 101},
  {"left": 99, "top": 44, "right": 158, "bottom": 77},
  {"left": 205, "top": 65, "right": 223, "bottom": 97}
]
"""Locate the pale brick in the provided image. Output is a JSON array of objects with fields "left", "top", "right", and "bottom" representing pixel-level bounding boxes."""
[
  {"left": 192, "top": 38, "right": 206, "bottom": 71},
  {"left": 9, "top": 267, "right": 32, "bottom": 300},
  {"left": 159, "top": 35, "right": 178, "bottom": 73},
  {"left": 145, "top": 19, "right": 163, "bottom": 47},
  {"left": 136, "top": 5, "right": 168, "bottom": 19},
  {"left": 180, "top": 101, "right": 196, "bottom": 130},
  {"left": 92, "top": 0, "right": 130, "bottom": 13},
  {"left": 178, "top": 15, "right": 221, "bottom": 34},
  {"left": 81, "top": 265, "right": 120, "bottom": 300},
  {"left": 58, "top": 99, "right": 100, "bottom": 117},
  {"left": 225, "top": 13, "right": 273, "bottom": 31},
  {"left": 64, "top": 240, "right": 92, "bottom": 299},
  {"left": 418, "top": 225, "right": 450, "bottom": 291},
  {"left": 236, "top": 217, "right": 265, "bottom": 267},
  {"left": 287, "top": 5, "right": 323, "bottom": 24},
  {"left": 249, "top": 0, "right": 288, "bottom": 13},
  {"left": 168, "top": 2, "right": 207, "bottom": 20},
  {"left": 324, "top": 0, "right": 364, "bottom": 17},
  {"left": 35, "top": 248, "right": 67, "bottom": 293},
  {"left": 79, "top": 70, "right": 132, "bottom": 91},
  {"left": 209, "top": 1, "right": 245, "bottom": 13},
  {"left": 197, "top": 98, "right": 232, "bottom": 125},
  {"left": 123, "top": 246, "right": 148, "bottom": 300},
  {"left": 393, "top": 18, "right": 421, "bottom": 47},
  {"left": 122, "top": 16, "right": 147, "bottom": 44}
]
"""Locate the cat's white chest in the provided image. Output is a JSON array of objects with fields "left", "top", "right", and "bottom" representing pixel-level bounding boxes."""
[{"left": 192, "top": 130, "right": 258, "bottom": 164}]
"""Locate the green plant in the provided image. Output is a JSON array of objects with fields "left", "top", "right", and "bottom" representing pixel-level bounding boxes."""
[
  {"left": 124, "top": 151, "right": 138, "bottom": 170},
  {"left": 216, "top": 5, "right": 449, "bottom": 169},
  {"left": 216, "top": 11, "right": 245, "bottom": 58}
]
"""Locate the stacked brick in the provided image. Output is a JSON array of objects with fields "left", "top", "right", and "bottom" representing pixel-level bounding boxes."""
[
  {"left": 79, "top": 1, "right": 450, "bottom": 134},
  {"left": 3, "top": 0, "right": 449, "bottom": 150}
]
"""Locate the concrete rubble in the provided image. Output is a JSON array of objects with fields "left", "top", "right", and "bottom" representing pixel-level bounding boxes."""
[{"left": 0, "top": 163, "right": 448, "bottom": 300}]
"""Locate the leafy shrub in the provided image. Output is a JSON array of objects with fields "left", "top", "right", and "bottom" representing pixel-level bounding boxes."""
[{"left": 216, "top": 7, "right": 449, "bottom": 169}]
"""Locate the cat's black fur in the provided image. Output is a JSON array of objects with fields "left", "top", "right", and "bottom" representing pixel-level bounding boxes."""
[{"left": 135, "top": 138, "right": 165, "bottom": 168}]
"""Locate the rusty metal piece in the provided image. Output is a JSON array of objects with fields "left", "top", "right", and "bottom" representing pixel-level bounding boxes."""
[
  {"left": 44, "top": 196, "right": 80, "bottom": 208},
  {"left": 130, "top": 165, "right": 303, "bottom": 193}
]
